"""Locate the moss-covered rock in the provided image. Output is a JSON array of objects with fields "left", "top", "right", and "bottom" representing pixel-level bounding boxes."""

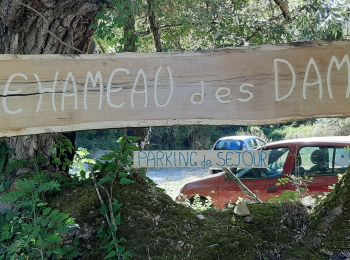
[
  {"left": 284, "top": 170, "right": 350, "bottom": 259},
  {"left": 50, "top": 178, "right": 313, "bottom": 259},
  {"left": 48, "top": 169, "right": 350, "bottom": 259}
]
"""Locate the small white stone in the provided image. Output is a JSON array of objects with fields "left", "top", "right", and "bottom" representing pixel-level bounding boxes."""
[
  {"left": 233, "top": 197, "right": 250, "bottom": 216},
  {"left": 196, "top": 214, "right": 205, "bottom": 220},
  {"left": 230, "top": 214, "right": 236, "bottom": 223}
]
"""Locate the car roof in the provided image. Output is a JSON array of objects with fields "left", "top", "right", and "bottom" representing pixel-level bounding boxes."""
[
  {"left": 264, "top": 136, "right": 350, "bottom": 148},
  {"left": 216, "top": 135, "right": 259, "bottom": 141}
]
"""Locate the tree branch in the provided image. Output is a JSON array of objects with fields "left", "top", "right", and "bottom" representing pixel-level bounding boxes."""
[
  {"left": 239, "top": 13, "right": 284, "bottom": 46},
  {"left": 146, "top": 0, "right": 162, "bottom": 52},
  {"left": 223, "top": 168, "right": 262, "bottom": 203},
  {"left": 273, "top": 0, "right": 291, "bottom": 20}
]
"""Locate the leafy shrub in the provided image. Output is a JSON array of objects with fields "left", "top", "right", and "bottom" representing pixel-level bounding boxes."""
[
  {"left": 190, "top": 195, "right": 213, "bottom": 211},
  {"left": 90, "top": 136, "right": 139, "bottom": 259},
  {"left": 270, "top": 176, "right": 313, "bottom": 203},
  {"left": 0, "top": 175, "right": 79, "bottom": 259},
  {"left": 69, "top": 148, "right": 96, "bottom": 180}
]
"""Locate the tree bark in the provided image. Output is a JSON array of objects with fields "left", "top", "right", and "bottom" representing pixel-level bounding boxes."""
[
  {"left": 0, "top": 0, "right": 103, "bottom": 161},
  {"left": 146, "top": 0, "right": 162, "bottom": 52},
  {"left": 122, "top": 2, "right": 149, "bottom": 148},
  {"left": 123, "top": 11, "right": 137, "bottom": 52},
  {"left": 273, "top": 0, "right": 290, "bottom": 20}
]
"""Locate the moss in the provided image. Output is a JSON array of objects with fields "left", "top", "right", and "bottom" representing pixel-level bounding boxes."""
[
  {"left": 48, "top": 174, "right": 349, "bottom": 259},
  {"left": 312, "top": 169, "right": 350, "bottom": 222},
  {"left": 283, "top": 170, "right": 350, "bottom": 259},
  {"left": 50, "top": 178, "right": 309, "bottom": 259},
  {"left": 50, "top": 180, "right": 100, "bottom": 223},
  {"left": 310, "top": 170, "right": 350, "bottom": 249}
]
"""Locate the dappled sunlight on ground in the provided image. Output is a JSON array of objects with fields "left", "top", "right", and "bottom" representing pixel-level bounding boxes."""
[{"left": 147, "top": 168, "right": 210, "bottom": 199}]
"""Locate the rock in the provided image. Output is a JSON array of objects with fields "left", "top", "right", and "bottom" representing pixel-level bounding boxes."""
[
  {"left": 301, "top": 196, "right": 317, "bottom": 209},
  {"left": 330, "top": 250, "right": 350, "bottom": 260},
  {"left": 196, "top": 214, "right": 205, "bottom": 220},
  {"left": 244, "top": 216, "right": 254, "bottom": 223},
  {"left": 15, "top": 168, "right": 31, "bottom": 175},
  {"left": 0, "top": 202, "right": 13, "bottom": 214},
  {"left": 233, "top": 197, "right": 250, "bottom": 216},
  {"left": 319, "top": 248, "right": 333, "bottom": 256},
  {"left": 230, "top": 214, "right": 236, "bottom": 223}
]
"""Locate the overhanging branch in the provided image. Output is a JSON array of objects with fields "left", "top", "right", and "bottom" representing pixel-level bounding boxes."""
[{"left": 273, "top": 0, "right": 291, "bottom": 20}]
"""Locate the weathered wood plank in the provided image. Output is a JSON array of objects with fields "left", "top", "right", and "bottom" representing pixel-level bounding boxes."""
[
  {"left": 133, "top": 150, "right": 270, "bottom": 168},
  {"left": 0, "top": 41, "right": 349, "bottom": 137}
]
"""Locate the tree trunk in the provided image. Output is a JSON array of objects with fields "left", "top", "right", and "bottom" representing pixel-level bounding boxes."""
[
  {"left": 0, "top": 0, "right": 103, "bottom": 161},
  {"left": 146, "top": 0, "right": 162, "bottom": 52},
  {"left": 123, "top": 3, "right": 149, "bottom": 148},
  {"left": 123, "top": 10, "right": 137, "bottom": 52}
]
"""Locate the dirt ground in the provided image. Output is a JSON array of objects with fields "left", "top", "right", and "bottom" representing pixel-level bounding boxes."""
[{"left": 147, "top": 167, "right": 210, "bottom": 199}]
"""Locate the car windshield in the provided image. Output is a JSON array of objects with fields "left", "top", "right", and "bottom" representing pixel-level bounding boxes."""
[
  {"left": 235, "top": 148, "right": 289, "bottom": 179},
  {"left": 214, "top": 140, "right": 242, "bottom": 150}
]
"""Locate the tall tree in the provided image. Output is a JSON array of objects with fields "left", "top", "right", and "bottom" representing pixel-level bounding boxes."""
[
  {"left": 0, "top": 0, "right": 104, "bottom": 162},
  {"left": 146, "top": 0, "right": 162, "bottom": 52}
]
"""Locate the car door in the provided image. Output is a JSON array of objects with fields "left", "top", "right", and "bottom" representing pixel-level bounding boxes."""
[{"left": 216, "top": 147, "right": 294, "bottom": 207}]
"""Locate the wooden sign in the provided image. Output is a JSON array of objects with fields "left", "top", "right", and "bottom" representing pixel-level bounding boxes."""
[
  {"left": 133, "top": 150, "right": 270, "bottom": 168},
  {"left": 0, "top": 41, "right": 349, "bottom": 137}
]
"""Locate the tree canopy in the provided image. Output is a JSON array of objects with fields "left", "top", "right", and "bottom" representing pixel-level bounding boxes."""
[
  {"left": 0, "top": 1, "right": 350, "bottom": 259},
  {"left": 94, "top": 0, "right": 349, "bottom": 53}
]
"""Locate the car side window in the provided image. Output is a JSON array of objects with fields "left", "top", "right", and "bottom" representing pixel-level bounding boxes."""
[
  {"left": 332, "top": 148, "right": 350, "bottom": 174},
  {"left": 247, "top": 139, "right": 257, "bottom": 149},
  {"left": 235, "top": 147, "right": 289, "bottom": 179},
  {"left": 269, "top": 149, "right": 289, "bottom": 173},
  {"left": 215, "top": 140, "right": 242, "bottom": 150},
  {"left": 298, "top": 147, "right": 350, "bottom": 176},
  {"left": 256, "top": 138, "right": 266, "bottom": 147}
]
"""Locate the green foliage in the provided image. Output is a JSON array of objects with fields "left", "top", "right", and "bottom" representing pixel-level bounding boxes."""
[
  {"left": 0, "top": 141, "right": 10, "bottom": 193},
  {"left": 50, "top": 135, "right": 74, "bottom": 171},
  {"left": 149, "top": 125, "right": 246, "bottom": 150},
  {"left": 236, "top": 126, "right": 268, "bottom": 142},
  {"left": 269, "top": 190, "right": 302, "bottom": 203},
  {"left": 70, "top": 148, "right": 96, "bottom": 180},
  {"left": 313, "top": 118, "right": 350, "bottom": 136},
  {"left": 76, "top": 129, "right": 125, "bottom": 151},
  {"left": 0, "top": 141, "right": 43, "bottom": 193},
  {"left": 0, "top": 174, "right": 79, "bottom": 259},
  {"left": 93, "top": 0, "right": 144, "bottom": 52},
  {"left": 0, "top": 141, "right": 9, "bottom": 173},
  {"left": 90, "top": 136, "right": 140, "bottom": 259},
  {"left": 95, "top": 0, "right": 349, "bottom": 54},
  {"left": 265, "top": 123, "right": 315, "bottom": 141},
  {"left": 190, "top": 194, "right": 213, "bottom": 212},
  {"left": 94, "top": 136, "right": 141, "bottom": 186},
  {"left": 97, "top": 198, "right": 132, "bottom": 260},
  {"left": 77, "top": 126, "right": 248, "bottom": 151},
  {"left": 270, "top": 175, "right": 314, "bottom": 203}
]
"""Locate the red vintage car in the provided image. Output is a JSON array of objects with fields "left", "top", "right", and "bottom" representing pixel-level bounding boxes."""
[{"left": 177, "top": 136, "right": 350, "bottom": 208}]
